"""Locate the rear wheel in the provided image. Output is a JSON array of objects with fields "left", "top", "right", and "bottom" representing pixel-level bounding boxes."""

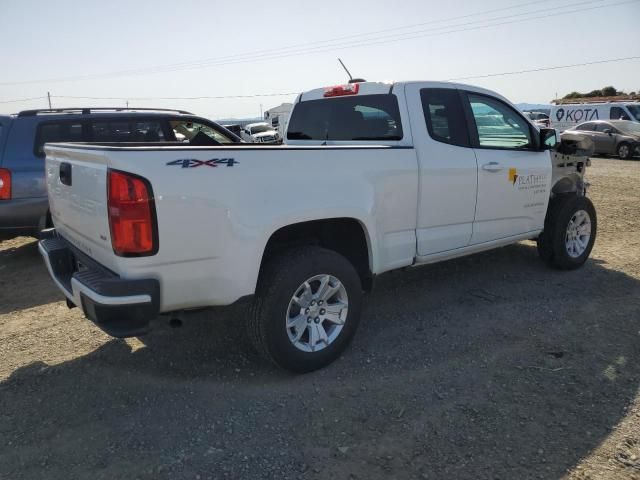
[
  {"left": 249, "top": 246, "right": 363, "bottom": 373},
  {"left": 617, "top": 142, "right": 631, "bottom": 160},
  {"left": 537, "top": 195, "right": 597, "bottom": 270}
]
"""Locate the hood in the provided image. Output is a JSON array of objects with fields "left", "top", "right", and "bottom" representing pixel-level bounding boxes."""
[{"left": 253, "top": 131, "right": 278, "bottom": 138}]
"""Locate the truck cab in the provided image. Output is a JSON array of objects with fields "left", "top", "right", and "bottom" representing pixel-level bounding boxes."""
[{"left": 288, "top": 81, "right": 555, "bottom": 255}]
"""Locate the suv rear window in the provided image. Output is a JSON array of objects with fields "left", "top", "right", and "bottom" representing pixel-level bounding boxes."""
[
  {"left": 287, "top": 94, "right": 403, "bottom": 141},
  {"left": 35, "top": 122, "right": 85, "bottom": 157}
]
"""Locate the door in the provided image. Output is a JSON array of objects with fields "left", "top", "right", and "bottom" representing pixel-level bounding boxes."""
[
  {"left": 463, "top": 91, "right": 552, "bottom": 245},
  {"left": 592, "top": 122, "right": 617, "bottom": 154},
  {"left": 405, "top": 84, "right": 478, "bottom": 256}
]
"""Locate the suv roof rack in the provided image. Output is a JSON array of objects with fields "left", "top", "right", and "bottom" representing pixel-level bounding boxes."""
[{"left": 17, "top": 107, "right": 194, "bottom": 117}]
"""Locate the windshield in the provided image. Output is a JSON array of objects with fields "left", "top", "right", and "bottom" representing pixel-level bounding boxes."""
[
  {"left": 617, "top": 121, "right": 640, "bottom": 135},
  {"left": 526, "top": 112, "right": 547, "bottom": 121},
  {"left": 170, "top": 120, "right": 234, "bottom": 145},
  {"left": 250, "top": 125, "right": 273, "bottom": 134},
  {"left": 627, "top": 105, "right": 640, "bottom": 122}
]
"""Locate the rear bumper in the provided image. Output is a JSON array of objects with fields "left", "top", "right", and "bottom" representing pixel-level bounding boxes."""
[
  {"left": 39, "top": 232, "right": 160, "bottom": 337},
  {"left": 0, "top": 197, "right": 48, "bottom": 237}
]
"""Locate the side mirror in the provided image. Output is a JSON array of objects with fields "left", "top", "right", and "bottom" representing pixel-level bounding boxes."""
[
  {"left": 540, "top": 128, "right": 559, "bottom": 150},
  {"left": 603, "top": 129, "right": 613, "bottom": 135}
]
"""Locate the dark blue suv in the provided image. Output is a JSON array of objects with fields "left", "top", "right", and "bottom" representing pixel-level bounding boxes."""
[{"left": 0, "top": 108, "right": 240, "bottom": 239}]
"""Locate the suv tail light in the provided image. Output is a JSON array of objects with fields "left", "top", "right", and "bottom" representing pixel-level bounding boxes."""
[
  {"left": 323, "top": 83, "right": 359, "bottom": 97},
  {"left": 107, "top": 169, "right": 158, "bottom": 256},
  {"left": 0, "top": 169, "right": 11, "bottom": 200}
]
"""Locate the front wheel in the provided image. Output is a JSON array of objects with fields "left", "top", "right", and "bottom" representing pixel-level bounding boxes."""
[
  {"left": 537, "top": 195, "right": 597, "bottom": 270},
  {"left": 249, "top": 246, "right": 363, "bottom": 373}
]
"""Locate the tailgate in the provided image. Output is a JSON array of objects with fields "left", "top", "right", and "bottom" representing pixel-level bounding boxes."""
[{"left": 45, "top": 144, "right": 117, "bottom": 270}]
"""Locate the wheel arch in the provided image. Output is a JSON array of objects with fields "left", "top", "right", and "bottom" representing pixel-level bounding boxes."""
[
  {"left": 551, "top": 174, "right": 585, "bottom": 196},
  {"left": 258, "top": 217, "right": 375, "bottom": 291}
]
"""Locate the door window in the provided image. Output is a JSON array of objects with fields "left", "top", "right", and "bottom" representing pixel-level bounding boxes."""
[
  {"left": 574, "top": 122, "right": 595, "bottom": 131},
  {"left": 169, "top": 120, "right": 234, "bottom": 145},
  {"left": 610, "top": 107, "right": 630, "bottom": 120},
  {"left": 594, "top": 123, "right": 615, "bottom": 133},
  {"left": 466, "top": 93, "right": 533, "bottom": 150},
  {"left": 34, "top": 122, "right": 85, "bottom": 156},
  {"left": 420, "top": 88, "right": 470, "bottom": 147}
]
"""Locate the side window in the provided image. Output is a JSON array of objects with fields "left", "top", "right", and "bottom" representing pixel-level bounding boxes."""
[
  {"left": 131, "top": 121, "right": 165, "bottom": 142},
  {"left": 420, "top": 88, "right": 470, "bottom": 147},
  {"left": 169, "top": 120, "right": 234, "bottom": 145},
  {"left": 595, "top": 123, "right": 614, "bottom": 133},
  {"left": 34, "top": 122, "right": 85, "bottom": 157},
  {"left": 91, "top": 120, "right": 165, "bottom": 142},
  {"left": 610, "top": 107, "right": 630, "bottom": 120},
  {"left": 466, "top": 93, "right": 533, "bottom": 150},
  {"left": 575, "top": 122, "right": 595, "bottom": 131},
  {"left": 92, "top": 121, "right": 130, "bottom": 142}
]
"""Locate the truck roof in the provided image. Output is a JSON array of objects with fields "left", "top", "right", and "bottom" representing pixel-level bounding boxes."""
[{"left": 298, "top": 80, "right": 511, "bottom": 103}]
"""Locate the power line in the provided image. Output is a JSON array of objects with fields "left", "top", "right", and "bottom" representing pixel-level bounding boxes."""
[
  {"left": 136, "top": 0, "right": 608, "bottom": 75},
  {"left": 2, "top": 55, "right": 639, "bottom": 106},
  {"left": 94, "top": 0, "right": 574, "bottom": 77},
  {"left": 36, "top": 55, "right": 640, "bottom": 103},
  {"left": 1, "top": 0, "right": 559, "bottom": 85},
  {"left": 446, "top": 55, "right": 640, "bottom": 81},
  {"left": 1, "top": 0, "right": 633, "bottom": 86},
  {"left": 0, "top": 96, "right": 46, "bottom": 104},
  {"left": 193, "top": 0, "right": 635, "bottom": 74}
]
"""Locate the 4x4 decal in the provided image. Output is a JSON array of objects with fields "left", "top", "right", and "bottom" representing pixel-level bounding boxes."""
[{"left": 166, "top": 158, "right": 238, "bottom": 168}]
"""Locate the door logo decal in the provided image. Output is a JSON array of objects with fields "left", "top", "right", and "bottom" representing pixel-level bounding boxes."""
[{"left": 508, "top": 168, "right": 549, "bottom": 194}]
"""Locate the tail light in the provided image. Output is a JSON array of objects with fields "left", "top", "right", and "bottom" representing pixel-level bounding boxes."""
[
  {"left": 323, "top": 83, "right": 359, "bottom": 97},
  {"left": 107, "top": 169, "right": 158, "bottom": 256},
  {"left": 0, "top": 169, "right": 11, "bottom": 200}
]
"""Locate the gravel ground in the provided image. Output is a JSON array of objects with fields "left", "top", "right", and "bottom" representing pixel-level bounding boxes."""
[{"left": 0, "top": 157, "right": 639, "bottom": 480}]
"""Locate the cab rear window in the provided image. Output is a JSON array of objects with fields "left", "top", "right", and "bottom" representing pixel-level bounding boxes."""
[
  {"left": 287, "top": 94, "right": 403, "bottom": 141},
  {"left": 34, "top": 121, "right": 85, "bottom": 157}
]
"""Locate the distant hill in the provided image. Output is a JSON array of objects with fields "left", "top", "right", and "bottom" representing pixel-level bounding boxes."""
[
  {"left": 215, "top": 117, "right": 262, "bottom": 126},
  {"left": 516, "top": 103, "right": 552, "bottom": 114}
]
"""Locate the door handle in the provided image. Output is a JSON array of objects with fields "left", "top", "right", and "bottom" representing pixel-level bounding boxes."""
[
  {"left": 481, "top": 162, "right": 504, "bottom": 172},
  {"left": 59, "top": 162, "right": 72, "bottom": 186}
]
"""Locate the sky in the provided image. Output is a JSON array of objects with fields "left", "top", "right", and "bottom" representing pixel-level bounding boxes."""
[{"left": 1, "top": 0, "right": 639, "bottom": 120}]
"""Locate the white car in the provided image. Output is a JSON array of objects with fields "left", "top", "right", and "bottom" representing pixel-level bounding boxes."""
[
  {"left": 40, "top": 80, "right": 596, "bottom": 373},
  {"left": 241, "top": 122, "right": 281, "bottom": 144}
]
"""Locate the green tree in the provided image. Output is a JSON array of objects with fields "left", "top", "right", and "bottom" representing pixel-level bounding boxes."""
[{"left": 601, "top": 86, "right": 617, "bottom": 97}]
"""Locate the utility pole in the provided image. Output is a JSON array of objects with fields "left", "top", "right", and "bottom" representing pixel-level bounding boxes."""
[
  {"left": 47, "top": 91, "right": 52, "bottom": 109},
  {"left": 126, "top": 100, "right": 129, "bottom": 108},
  {"left": 260, "top": 103, "right": 263, "bottom": 119}
]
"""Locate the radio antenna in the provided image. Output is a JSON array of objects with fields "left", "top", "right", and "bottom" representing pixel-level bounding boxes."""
[
  {"left": 338, "top": 58, "right": 353, "bottom": 81},
  {"left": 337, "top": 58, "right": 366, "bottom": 84}
]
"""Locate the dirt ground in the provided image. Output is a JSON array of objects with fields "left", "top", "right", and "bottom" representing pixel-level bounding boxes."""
[{"left": 1, "top": 157, "right": 639, "bottom": 480}]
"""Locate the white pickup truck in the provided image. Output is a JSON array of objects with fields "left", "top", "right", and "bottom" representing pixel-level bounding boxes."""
[{"left": 39, "top": 81, "right": 596, "bottom": 372}]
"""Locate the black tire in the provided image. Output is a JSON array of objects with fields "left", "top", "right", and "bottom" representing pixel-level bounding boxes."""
[
  {"left": 537, "top": 195, "right": 597, "bottom": 270},
  {"left": 249, "top": 246, "right": 363, "bottom": 373},
  {"left": 617, "top": 142, "right": 631, "bottom": 160}
]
